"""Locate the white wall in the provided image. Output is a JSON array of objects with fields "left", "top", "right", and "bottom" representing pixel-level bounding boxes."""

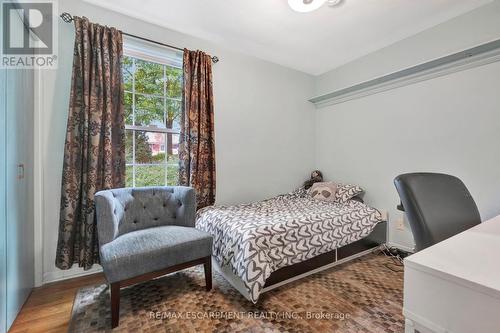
[
  {"left": 314, "top": 1, "right": 500, "bottom": 250},
  {"left": 38, "top": 0, "right": 315, "bottom": 284}
]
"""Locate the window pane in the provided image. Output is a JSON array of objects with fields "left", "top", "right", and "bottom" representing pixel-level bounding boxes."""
[
  {"left": 124, "top": 92, "right": 133, "bottom": 125},
  {"left": 135, "top": 131, "right": 165, "bottom": 164},
  {"left": 134, "top": 59, "right": 164, "bottom": 96},
  {"left": 125, "top": 130, "right": 133, "bottom": 164},
  {"left": 135, "top": 94, "right": 165, "bottom": 128},
  {"left": 135, "top": 165, "right": 166, "bottom": 187},
  {"left": 166, "top": 66, "right": 183, "bottom": 99},
  {"left": 166, "top": 99, "right": 181, "bottom": 130},
  {"left": 167, "top": 164, "right": 179, "bottom": 186},
  {"left": 167, "top": 133, "right": 180, "bottom": 185},
  {"left": 123, "top": 53, "right": 182, "bottom": 189},
  {"left": 125, "top": 165, "right": 134, "bottom": 187},
  {"left": 122, "top": 56, "right": 134, "bottom": 92}
]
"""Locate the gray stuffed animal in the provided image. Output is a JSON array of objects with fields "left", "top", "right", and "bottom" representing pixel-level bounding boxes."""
[{"left": 303, "top": 170, "right": 323, "bottom": 190}]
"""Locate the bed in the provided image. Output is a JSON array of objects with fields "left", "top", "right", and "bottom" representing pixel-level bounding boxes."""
[{"left": 196, "top": 187, "right": 386, "bottom": 303}]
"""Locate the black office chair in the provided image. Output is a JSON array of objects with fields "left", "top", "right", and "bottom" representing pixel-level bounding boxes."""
[{"left": 394, "top": 173, "right": 481, "bottom": 251}]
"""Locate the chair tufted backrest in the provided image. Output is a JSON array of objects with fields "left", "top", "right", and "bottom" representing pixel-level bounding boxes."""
[{"left": 95, "top": 186, "right": 196, "bottom": 245}]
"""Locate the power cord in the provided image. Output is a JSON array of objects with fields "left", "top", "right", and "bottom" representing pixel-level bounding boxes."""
[{"left": 376, "top": 244, "right": 409, "bottom": 273}]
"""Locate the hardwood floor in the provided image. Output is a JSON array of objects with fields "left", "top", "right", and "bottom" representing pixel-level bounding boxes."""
[{"left": 9, "top": 274, "right": 105, "bottom": 333}]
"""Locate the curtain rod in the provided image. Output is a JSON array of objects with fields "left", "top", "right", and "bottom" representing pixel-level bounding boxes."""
[{"left": 59, "top": 12, "right": 219, "bottom": 63}]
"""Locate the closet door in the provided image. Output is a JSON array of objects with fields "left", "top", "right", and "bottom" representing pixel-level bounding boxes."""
[
  {"left": 5, "top": 67, "right": 34, "bottom": 330},
  {"left": 0, "top": 68, "right": 7, "bottom": 333},
  {"left": 0, "top": 6, "right": 35, "bottom": 331}
]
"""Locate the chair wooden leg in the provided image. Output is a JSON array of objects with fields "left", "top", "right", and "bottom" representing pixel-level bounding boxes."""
[
  {"left": 110, "top": 282, "right": 120, "bottom": 329},
  {"left": 204, "top": 256, "right": 212, "bottom": 291}
]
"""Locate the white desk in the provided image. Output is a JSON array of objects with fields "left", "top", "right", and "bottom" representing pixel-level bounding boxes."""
[{"left": 403, "top": 215, "right": 500, "bottom": 333}]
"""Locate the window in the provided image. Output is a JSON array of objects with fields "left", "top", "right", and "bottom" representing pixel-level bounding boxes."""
[{"left": 123, "top": 39, "right": 183, "bottom": 187}]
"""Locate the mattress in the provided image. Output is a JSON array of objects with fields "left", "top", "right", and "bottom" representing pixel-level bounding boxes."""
[{"left": 196, "top": 188, "right": 383, "bottom": 302}]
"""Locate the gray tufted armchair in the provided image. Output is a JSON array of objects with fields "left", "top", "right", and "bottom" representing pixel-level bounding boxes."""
[{"left": 95, "top": 186, "right": 213, "bottom": 328}]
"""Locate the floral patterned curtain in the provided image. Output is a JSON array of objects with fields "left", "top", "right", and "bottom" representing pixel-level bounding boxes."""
[
  {"left": 179, "top": 49, "right": 216, "bottom": 209},
  {"left": 56, "top": 16, "right": 125, "bottom": 270}
]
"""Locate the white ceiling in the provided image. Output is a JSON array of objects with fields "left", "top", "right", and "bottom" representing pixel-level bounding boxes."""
[{"left": 82, "top": 0, "right": 493, "bottom": 75}]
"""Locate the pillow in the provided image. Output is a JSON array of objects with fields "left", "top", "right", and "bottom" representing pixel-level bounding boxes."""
[
  {"left": 310, "top": 182, "right": 338, "bottom": 201},
  {"left": 335, "top": 184, "right": 364, "bottom": 203}
]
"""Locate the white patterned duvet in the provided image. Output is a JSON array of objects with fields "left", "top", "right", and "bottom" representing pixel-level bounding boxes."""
[{"left": 195, "top": 189, "right": 383, "bottom": 303}]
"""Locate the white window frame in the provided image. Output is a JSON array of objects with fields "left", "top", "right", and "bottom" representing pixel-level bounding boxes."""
[{"left": 123, "top": 37, "right": 183, "bottom": 187}]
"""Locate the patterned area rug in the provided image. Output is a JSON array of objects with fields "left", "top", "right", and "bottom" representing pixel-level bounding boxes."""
[{"left": 69, "top": 253, "right": 404, "bottom": 333}]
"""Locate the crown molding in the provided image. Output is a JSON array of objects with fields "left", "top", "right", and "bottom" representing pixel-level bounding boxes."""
[{"left": 309, "top": 38, "right": 500, "bottom": 108}]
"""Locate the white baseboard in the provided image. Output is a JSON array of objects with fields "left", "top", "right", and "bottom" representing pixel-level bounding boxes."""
[
  {"left": 41, "top": 243, "right": 411, "bottom": 285},
  {"left": 43, "top": 265, "right": 103, "bottom": 284},
  {"left": 40, "top": 243, "right": 411, "bottom": 285}
]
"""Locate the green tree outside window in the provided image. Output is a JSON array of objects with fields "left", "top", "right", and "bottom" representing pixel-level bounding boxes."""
[{"left": 123, "top": 55, "right": 182, "bottom": 187}]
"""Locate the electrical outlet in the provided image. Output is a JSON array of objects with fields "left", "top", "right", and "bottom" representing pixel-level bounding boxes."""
[{"left": 396, "top": 218, "right": 405, "bottom": 231}]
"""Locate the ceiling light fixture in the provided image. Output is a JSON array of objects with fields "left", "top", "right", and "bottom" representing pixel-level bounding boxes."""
[
  {"left": 327, "top": 0, "right": 342, "bottom": 6},
  {"left": 288, "top": 0, "right": 343, "bottom": 13},
  {"left": 288, "top": 0, "right": 326, "bottom": 13}
]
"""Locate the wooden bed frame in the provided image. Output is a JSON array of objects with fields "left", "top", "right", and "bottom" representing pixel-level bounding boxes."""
[{"left": 213, "top": 221, "right": 387, "bottom": 301}]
